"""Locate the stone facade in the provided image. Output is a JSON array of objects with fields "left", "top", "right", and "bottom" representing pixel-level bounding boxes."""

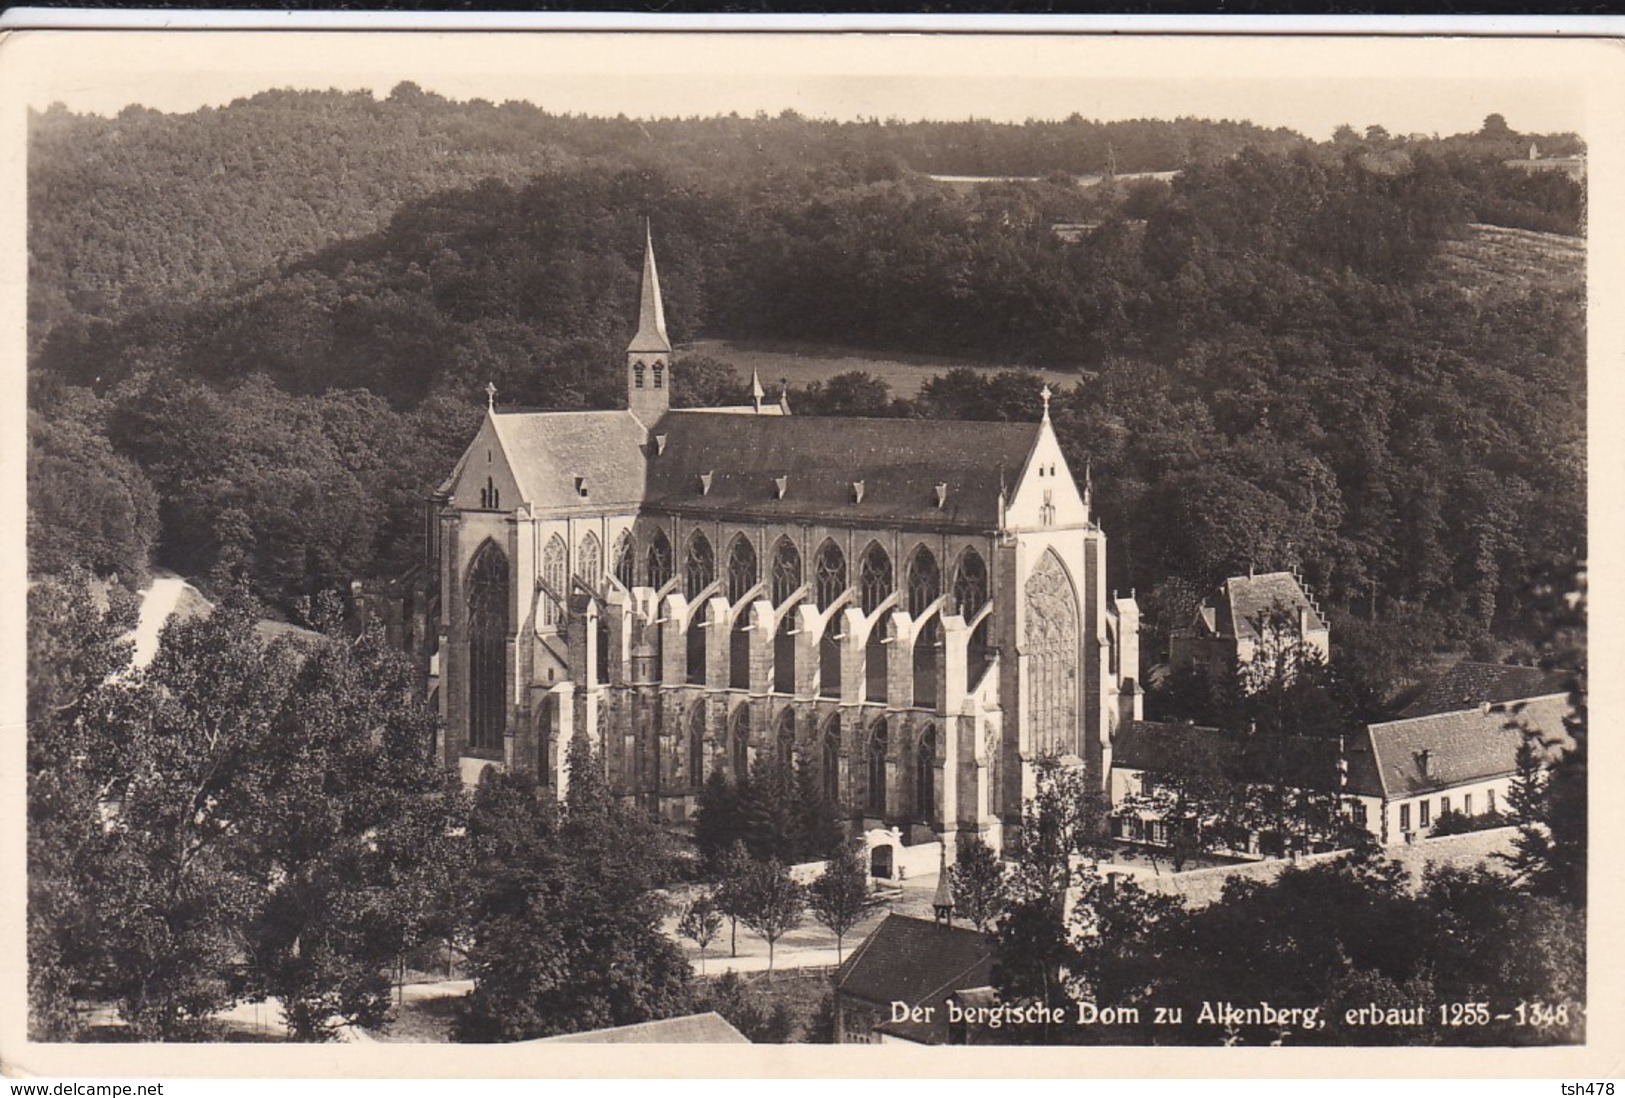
[{"left": 420, "top": 230, "right": 1141, "bottom": 855}]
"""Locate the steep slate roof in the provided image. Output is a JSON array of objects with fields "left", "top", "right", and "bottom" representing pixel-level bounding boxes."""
[
  {"left": 1397, "top": 660, "right": 1572, "bottom": 719},
  {"left": 527, "top": 1011, "right": 748, "bottom": 1044},
  {"left": 646, "top": 411, "right": 1039, "bottom": 531},
  {"left": 1209, "top": 572, "right": 1325, "bottom": 640},
  {"left": 490, "top": 409, "right": 649, "bottom": 510},
  {"left": 1112, "top": 720, "right": 1345, "bottom": 792},
  {"left": 1358, "top": 694, "right": 1573, "bottom": 800},
  {"left": 627, "top": 222, "right": 671, "bottom": 356},
  {"left": 835, "top": 913, "right": 993, "bottom": 1044}
]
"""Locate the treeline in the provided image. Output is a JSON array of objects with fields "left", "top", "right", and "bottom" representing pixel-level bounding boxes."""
[{"left": 28, "top": 86, "right": 1305, "bottom": 349}]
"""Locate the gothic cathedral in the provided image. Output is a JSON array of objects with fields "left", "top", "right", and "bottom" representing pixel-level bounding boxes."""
[{"left": 420, "top": 225, "right": 1141, "bottom": 856}]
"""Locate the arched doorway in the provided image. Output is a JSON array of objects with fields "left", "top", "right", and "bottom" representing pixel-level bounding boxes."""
[{"left": 869, "top": 843, "right": 894, "bottom": 879}]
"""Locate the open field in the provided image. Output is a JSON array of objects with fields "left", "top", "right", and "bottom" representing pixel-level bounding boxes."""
[
  {"left": 684, "top": 339, "right": 1080, "bottom": 399},
  {"left": 1434, "top": 223, "right": 1585, "bottom": 300}
]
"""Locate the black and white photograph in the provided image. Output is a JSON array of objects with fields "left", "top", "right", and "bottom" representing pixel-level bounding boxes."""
[{"left": 3, "top": 20, "right": 1618, "bottom": 1079}]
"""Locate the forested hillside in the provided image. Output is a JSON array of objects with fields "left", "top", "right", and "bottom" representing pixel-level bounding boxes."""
[
  {"left": 28, "top": 96, "right": 1585, "bottom": 703},
  {"left": 28, "top": 86, "right": 1307, "bottom": 353}
]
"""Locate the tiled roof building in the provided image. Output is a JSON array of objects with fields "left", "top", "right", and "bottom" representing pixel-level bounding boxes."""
[
  {"left": 1396, "top": 659, "right": 1571, "bottom": 719},
  {"left": 1169, "top": 570, "right": 1330, "bottom": 680},
  {"left": 418, "top": 228, "right": 1142, "bottom": 857},
  {"left": 833, "top": 913, "right": 994, "bottom": 1044}
]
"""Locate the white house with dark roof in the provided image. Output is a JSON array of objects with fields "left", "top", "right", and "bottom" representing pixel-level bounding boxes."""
[
  {"left": 1345, "top": 693, "right": 1572, "bottom": 844},
  {"left": 417, "top": 226, "right": 1141, "bottom": 857}
]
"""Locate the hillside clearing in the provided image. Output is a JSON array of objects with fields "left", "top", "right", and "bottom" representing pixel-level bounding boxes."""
[{"left": 683, "top": 339, "right": 1080, "bottom": 399}]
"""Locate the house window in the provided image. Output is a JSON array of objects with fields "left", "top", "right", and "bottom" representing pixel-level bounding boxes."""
[
  {"left": 1487, "top": 788, "right": 1497, "bottom": 813},
  {"left": 1440, "top": 795, "right": 1451, "bottom": 817},
  {"left": 1419, "top": 800, "right": 1430, "bottom": 827},
  {"left": 1464, "top": 793, "right": 1473, "bottom": 816},
  {"left": 1400, "top": 803, "right": 1411, "bottom": 832},
  {"left": 1351, "top": 801, "right": 1368, "bottom": 826}
]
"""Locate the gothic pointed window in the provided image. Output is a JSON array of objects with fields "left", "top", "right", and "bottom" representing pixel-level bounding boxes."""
[
  {"left": 814, "top": 539, "right": 846, "bottom": 611},
  {"left": 822, "top": 714, "right": 842, "bottom": 804},
  {"left": 467, "top": 541, "right": 509, "bottom": 754},
  {"left": 1025, "top": 549, "right": 1080, "bottom": 758},
  {"left": 772, "top": 538, "right": 802, "bottom": 606},
  {"left": 730, "top": 705, "right": 751, "bottom": 779},
  {"left": 541, "top": 534, "right": 567, "bottom": 628},
  {"left": 727, "top": 535, "right": 758, "bottom": 604},
  {"left": 634, "top": 362, "right": 646, "bottom": 389},
  {"left": 776, "top": 708, "right": 796, "bottom": 771},
  {"left": 909, "top": 547, "right": 942, "bottom": 708},
  {"left": 955, "top": 547, "right": 992, "bottom": 683},
  {"left": 866, "top": 718, "right": 889, "bottom": 816},
  {"left": 577, "top": 531, "right": 601, "bottom": 586},
  {"left": 652, "top": 362, "right": 665, "bottom": 390},
  {"left": 685, "top": 531, "right": 715, "bottom": 601},
  {"left": 916, "top": 725, "right": 937, "bottom": 823},
  {"left": 646, "top": 528, "right": 673, "bottom": 590},
  {"left": 860, "top": 542, "right": 892, "bottom": 616},
  {"left": 613, "top": 530, "right": 636, "bottom": 589}
]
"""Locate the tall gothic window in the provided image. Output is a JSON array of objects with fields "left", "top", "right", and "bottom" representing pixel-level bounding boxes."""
[
  {"left": 866, "top": 719, "right": 889, "bottom": 816},
  {"left": 467, "top": 541, "right": 509, "bottom": 754},
  {"left": 860, "top": 542, "right": 893, "bottom": 616},
  {"left": 955, "top": 547, "right": 992, "bottom": 683},
  {"left": 814, "top": 539, "right": 846, "bottom": 610},
  {"left": 916, "top": 725, "right": 937, "bottom": 823},
  {"left": 577, "top": 531, "right": 601, "bottom": 586},
  {"left": 1025, "top": 549, "right": 1080, "bottom": 757},
  {"left": 909, "top": 547, "right": 942, "bottom": 708},
  {"left": 685, "top": 531, "right": 715, "bottom": 601},
  {"left": 652, "top": 362, "right": 664, "bottom": 389},
  {"left": 772, "top": 538, "right": 802, "bottom": 605},
  {"left": 819, "top": 624, "right": 843, "bottom": 700},
  {"left": 822, "top": 715, "right": 842, "bottom": 804},
  {"left": 775, "top": 709, "right": 797, "bottom": 771},
  {"left": 613, "top": 531, "right": 636, "bottom": 589},
  {"left": 634, "top": 363, "right": 646, "bottom": 389},
  {"left": 727, "top": 535, "right": 758, "bottom": 605},
  {"left": 865, "top": 621, "right": 888, "bottom": 704},
  {"left": 687, "top": 604, "right": 708, "bottom": 686},
  {"left": 646, "top": 528, "right": 673, "bottom": 590},
  {"left": 688, "top": 703, "right": 706, "bottom": 789},
  {"left": 730, "top": 705, "right": 751, "bottom": 779},
  {"left": 541, "top": 534, "right": 567, "bottom": 628}
]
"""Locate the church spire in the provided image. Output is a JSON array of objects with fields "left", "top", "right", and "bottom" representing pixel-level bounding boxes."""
[
  {"left": 627, "top": 219, "right": 670, "bottom": 356},
  {"left": 750, "top": 367, "right": 765, "bottom": 413},
  {"left": 627, "top": 220, "right": 672, "bottom": 424}
]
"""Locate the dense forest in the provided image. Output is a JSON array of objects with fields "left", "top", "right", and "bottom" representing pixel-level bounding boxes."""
[{"left": 28, "top": 93, "right": 1586, "bottom": 705}]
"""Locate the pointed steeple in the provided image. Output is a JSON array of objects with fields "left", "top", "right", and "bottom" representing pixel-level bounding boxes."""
[
  {"left": 750, "top": 367, "right": 765, "bottom": 413},
  {"left": 627, "top": 221, "right": 672, "bottom": 424},
  {"left": 627, "top": 219, "right": 670, "bottom": 356},
  {"left": 777, "top": 379, "right": 793, "bottom": 416},
  {"left": 932, "top": 845, "right": 956, "bottom": 926}
]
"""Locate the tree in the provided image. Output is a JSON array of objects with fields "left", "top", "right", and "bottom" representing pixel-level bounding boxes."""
[
  {"left": 678, "top": 893, "right": 723, "bottom": 976},
  {"left": 243, "top": 596, "right": 465, "bottom": 1040},
  {"left": 807, "top": 839, "right": 878, "bottom": 963},
  {"left": 736, "top": 858, "right": 807, "bottom": 973},
  {"left": 456, "top": 747, "right": 694, "bottom": 1041},
  {"left": 712, "top": 840, "right": 754, "bottom": 959},
  {"left": 948, "top": 834, "right": 1007, "bottom": 932},
  {"left": 27, "top": 570, "right": 139, "bottom": 1038},
  {"left": 693, "top": 769, "right": 745, "bottom": 870}
]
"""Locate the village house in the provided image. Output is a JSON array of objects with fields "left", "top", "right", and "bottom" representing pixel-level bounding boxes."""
[
  {"left": 831, "top": 912, "right": 995, "bottom": 1045},
  {"left": 1168, "top": 569, "right": 1329, "bottom": 681}
]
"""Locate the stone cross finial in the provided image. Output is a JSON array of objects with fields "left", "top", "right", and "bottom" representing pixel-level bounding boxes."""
[
  {"left": 485, "top": 382, "right": 497, "bottom": 411},
  {"left": 1040, "top": 383, "right": 1052, "bottom": 419}
]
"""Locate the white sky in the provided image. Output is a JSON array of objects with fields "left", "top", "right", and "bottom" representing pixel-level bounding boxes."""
[{"left": 0, "top": 31, "right": 1601, "bottom": 140}]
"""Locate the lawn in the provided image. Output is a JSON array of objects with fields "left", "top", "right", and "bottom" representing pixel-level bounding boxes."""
[{"left": 684, "top": 339, "right": 1079, "bottom": 399}]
